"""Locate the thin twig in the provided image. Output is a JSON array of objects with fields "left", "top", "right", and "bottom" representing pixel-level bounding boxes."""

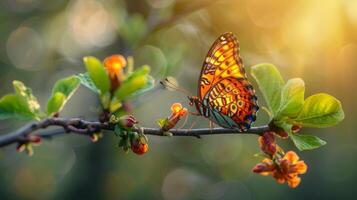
[{"left": 0, "top": 117, "right": 269, "bottom": 148}]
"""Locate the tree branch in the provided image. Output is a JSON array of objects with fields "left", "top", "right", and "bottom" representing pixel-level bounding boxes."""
[{"left": 0, "top": 117, "right": 269, "bottom": 148}]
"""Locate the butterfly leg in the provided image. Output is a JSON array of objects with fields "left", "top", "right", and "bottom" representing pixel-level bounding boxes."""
[
  {"left": 209, "top": 121, "right": 215, "bottom": 133},
  {"left": 187, "top": 117, "right": 197, "bottom": 131},
  {"left": 177, "top": 113, "right": 189, "bottom": 129}
]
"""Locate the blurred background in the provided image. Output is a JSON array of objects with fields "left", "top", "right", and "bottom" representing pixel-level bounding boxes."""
[{"left": 0, "top": 0, "right": 356, "bottom": 199}]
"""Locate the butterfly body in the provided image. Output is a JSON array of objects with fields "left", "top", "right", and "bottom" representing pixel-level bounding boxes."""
[{"left": 188, "top": 32, "right": 259, "bottom": 130}]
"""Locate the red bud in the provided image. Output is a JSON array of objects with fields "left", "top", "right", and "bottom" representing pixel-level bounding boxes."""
[
  {"left": 258, "top": 132, "right": 277, "bottom": 156},
  {"left": 291, "top": 125, "right": 302, "bottom": 133},
  {"left": 119, "top": 115, "right": 138, "bottom": 129}
]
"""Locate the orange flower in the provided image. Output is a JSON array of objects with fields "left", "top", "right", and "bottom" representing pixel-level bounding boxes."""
[
  {"left": 161, "top": 103, "right": 188, "bottom": 131},
  {"left": 258, "top": 132, "right": 276, "bottom": 156},
  {"left": 253, "top": 151, "right": 307, "bottom": 188},
  {"left": 103, "top": 54, "right": 127, "bottom": 91},
  {"left": 170, "top": 103, "right": 188, "bottom": 117}
]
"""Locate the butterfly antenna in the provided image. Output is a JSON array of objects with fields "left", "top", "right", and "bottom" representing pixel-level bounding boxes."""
[{"left": 160, "top": 78, "right": 192, "bottom": 96}]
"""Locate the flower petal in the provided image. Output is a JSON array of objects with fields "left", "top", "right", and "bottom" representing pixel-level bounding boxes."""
[
  {"left": 104, "top": 54, "right": 126, "bottom": 79},
  {"left": 284, "top": 151, "right": 299, "bottom": 163},
  {"left": 294, "top": 161, "right": 308, "bottom": 174},
  {"left": 170, "top": 103, "right": 183, "bottom": 114},
  {"left": 272, "top": 171, "right": 286, "bottom": 184},
  {"left": 287, "top": 176, "right": 301, "bottom": 188}
]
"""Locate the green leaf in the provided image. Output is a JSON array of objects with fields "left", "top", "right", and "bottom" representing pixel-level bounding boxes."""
[
  {"left": 0, "top": 81, "right": 42, "bottom": 120},
  {"left": 46, "top": 92, "right": 66, "bottom": 116},
  {"left": 290, "top": 133, "right": 326, "bottom": 151},
  {"left": 46, "top": 76, "right": 80, "bottom": 116},
  {"left": 76, "top": 73, "right": 100, "bottom": 93},
  {"left": 276, "top": 78, "right": 305, "bottom": 119},
  {"left": 127, "top": 65, "right": 151, "bottom": 79},
  {"left": 109, "top": 98, "right": 122, "bottom": 113},
  {"left": 118, "top": 137, "right": 128, "bottom": 147},
  {"left": 113, "top": 66, "right": 150, "bottom": 101},
  {"left": 251, "top": 63, "right": 285, "bottom": 116},
  {"left": 293, "top": 93, "right": 344, "bottom": 128},
  {"left": 13, "top": 81, "right": 41, "bottom": 116},
  {"left": 114, "top": 124, "right": 124, "bottom": 136},
  {"left": 83, "top": 56, "right": 110, "bottom": 95},
  {"left": 51, "top": 76, "right": 80, "bottom": 97},
  {"left": 0, "top": 94, "right": 38, "bottom": 120},
  {"left": 130, "top": 75, "right": 155, "bottom": 97},
  {"left": 157, "top": 118, "right": 168, "bottom": 128}
]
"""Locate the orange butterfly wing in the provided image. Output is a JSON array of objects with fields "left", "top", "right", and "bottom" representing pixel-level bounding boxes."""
[
  {"left": 198, "top": 32, "right": 245, "bottom": 100},
  {"left": 198, "top": 32, "right": 258, "bottom": 129}
]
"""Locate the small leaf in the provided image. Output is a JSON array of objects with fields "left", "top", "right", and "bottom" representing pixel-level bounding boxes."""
[
  {"left": 0, "top": 81, "right": 42, "bottom": 120},
  {"left": 114, "top": 124, "right": 124, "bottom": 136},
  {"left": 127, "top": 65, "right": 151, "bottom": 79},
  {"left": 113, "top": 66, "right": 150, "bottom": 101},
  {"left": 76, "top": 73, "right": 100, "bottom": 93},
  {"left": 130, "top": 75, "right": 155, "bottom": 97},
  {"left": 290, "top": 133, "right": 326, "bottom": 151},
  {"left": 83, "top": 56, "right": 110, "bottom": 95},
  {"left": 276, "top": 78, "right": 305, "bottom": 119},
  {"left": 118, "top": 137, "right": 127, "bottom": 147},
  {"left": 251, "top": 63, "right": 285, "bottom": 116},
  {"left": 157, "top": 118, "right": 168, "bottom": 128},
  {"left": 126, "top": 56, "right": 134, "bottom": 74},
  {"left": 101, "top": 92, "right": 111, "bottom": 110},
  {"left": 0, "top": 94, "right": 38, "bottom": 120},
  {"left": 293, "top": 93, "right": 344, "bottom": 128},
  {"left": 109, "top": 98, "right": 122, "bottom": 113},
  {"left": 46, "top": 92, "right": 66, "bottom": 116},
  {"left": 51, "top": 76, "right": 80, "bottom": 97},
  {"left": 13, "top": 81, "right": 41, "bottom": 116},
  {"left": 46, "top": 76, "right": 80, "bottom": 116}
]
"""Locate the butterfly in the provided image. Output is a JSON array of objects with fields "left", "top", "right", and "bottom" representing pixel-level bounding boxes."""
[{"left": 188, "top": 32, "right": 259, "bottom": 130}]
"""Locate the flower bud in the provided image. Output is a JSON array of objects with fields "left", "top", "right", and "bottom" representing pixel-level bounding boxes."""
[
  {"left": 28, "top": 135, "right": 42, "bottom": 145},
  {"left": 90, "top": 132, "right": 103, "bottom": 142},
  {"left": 268, "top": 122, "right": 288, "bottom": 139},
  {"left": 130, "top": 134, "right": 148, "bottom": 155},
  {"left": 16, "top": 143, "right": 26, "bottom": 153},
  {"left": 252, "top": 158, "right": 275, "bottom": 175},
  {"left": 258, "top": 132, "right": 277, "bottom": 156},
  {"left": 118, "top": 115, "right": 138, "bottom": 129},
  {"left": 252, "top": 163, "right": 269, "bottom": 173},
  {"left": 161, "top": 103, "right": 188, "bottom": 131},
  {"left": 274, "top": 128, "right": 288, "bottom": 139},
  {"left": 291, "top": 125, "right": 302, "bottom": 133},
  {"left": 131, "top": 142, "right": 148, "bottom": 155}
]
